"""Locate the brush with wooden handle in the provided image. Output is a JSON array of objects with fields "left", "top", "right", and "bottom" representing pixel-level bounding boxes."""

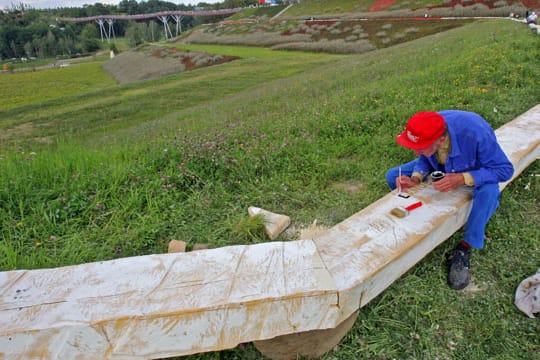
[{"left": 390, "top": 201, "right": 423, "bottom": 218}]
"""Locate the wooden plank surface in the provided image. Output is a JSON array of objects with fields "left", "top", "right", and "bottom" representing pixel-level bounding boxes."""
[
  {"left": 1, "top": 105, "right": 538, "bottom": 359},
  {"left": 1, "top": 241, "right": 338, "bottom": 359}
]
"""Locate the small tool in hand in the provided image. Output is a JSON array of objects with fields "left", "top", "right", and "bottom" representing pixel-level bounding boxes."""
[
  {"left": 430, "top": 171, "right": 445, "bottom": 182},
  {"left": 397, "top": 166, "right": 411, "bottom": 198},
  {"left": 390, "top": 201, "right": 423, "bottom": 218}
]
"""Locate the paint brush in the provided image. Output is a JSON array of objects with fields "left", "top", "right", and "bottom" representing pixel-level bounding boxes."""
[
  {"left": 396, "top": 166, "right": 411, "bottom": 198},
  {"left": 398, "top": 166, "right": 402, "bottom": 193},
  {"left": 390, "top": 201, "right": 423, "bottom": 218}
]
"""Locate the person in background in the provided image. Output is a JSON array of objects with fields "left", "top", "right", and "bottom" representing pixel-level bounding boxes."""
[
  {"left": 386, "top": 111, "right": 514, "bottom": 290},
  {"left": 527, "top": 11, "right": 538, "bottom": 25}
]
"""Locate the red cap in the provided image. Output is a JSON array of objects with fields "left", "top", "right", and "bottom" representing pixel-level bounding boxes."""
[{"left": 396, "top": 112, "right": 446, "bottom": 149}]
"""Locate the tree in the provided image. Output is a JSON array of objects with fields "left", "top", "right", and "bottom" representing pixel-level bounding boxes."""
[
  {"left": 45, "top": 30, "right": 57, "bottom": 56},
  {"left": 147, "top": 20, "right": 160, "bottom": 42},
  {"left": 24, "top": 41, "right": 33, "bottom": 57},
  {"left": 142, "top": 0, "right": 179, "bottom": 13},
  {"left": 125, "top": 21, "right": 145, "bottom": 47},
  {"left": 118, "top": 0, "right": 140, "bottom": 15},
  {"left": 79, "top": 23, "right": 100, "bottom": 53}
]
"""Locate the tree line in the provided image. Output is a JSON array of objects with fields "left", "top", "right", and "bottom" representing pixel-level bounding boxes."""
[{"left": 0, "top": 0, "right": 259, "bottom": 61}]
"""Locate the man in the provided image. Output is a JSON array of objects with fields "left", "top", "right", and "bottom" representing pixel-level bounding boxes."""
[
  {"left": 527, "top": 11, "right": 538, "bottom": 25},
  {"left": 386, "top": 111, "right": 514, "bottom": 290}
]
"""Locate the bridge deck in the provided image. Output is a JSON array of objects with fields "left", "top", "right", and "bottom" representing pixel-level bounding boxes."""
[{"left": 56, "top": 8, "right": 242, "bottom": 23}]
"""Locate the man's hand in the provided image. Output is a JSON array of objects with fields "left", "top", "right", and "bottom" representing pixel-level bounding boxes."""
[
  {"left": 396, "top": 176, "right": 420, "bottom": 190},
  {"left": 432, "top": 173, "right": 465, "bottom": 192}
]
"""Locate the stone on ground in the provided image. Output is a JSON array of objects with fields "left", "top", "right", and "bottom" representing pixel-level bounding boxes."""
[
  {"left": 248, "top": 206, "right": 291, "bottom": 240},
  {"left": 168, "top": 240, "right": 187, "bottom": 253}
]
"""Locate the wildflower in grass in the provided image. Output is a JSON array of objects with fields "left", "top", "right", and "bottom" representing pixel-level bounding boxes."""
[
  {"left": 16, "top": 221, "right": 23, "bottom": 228},
  {"left": 35, "top": 242, "right": 41, "bottom": 247},
  {"left": 49, "top": 236, "right": 56, "bottom": 241},
  {"left": 95, "top": 203, "right": 104, "bottom": 210}
]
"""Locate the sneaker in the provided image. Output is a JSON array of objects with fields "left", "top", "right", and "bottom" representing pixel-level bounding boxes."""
[{"left": 447, "top": 245, "right": 471, "bottom": 290}]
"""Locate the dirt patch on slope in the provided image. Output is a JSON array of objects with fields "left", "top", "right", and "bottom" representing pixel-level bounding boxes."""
[{"left": 102, "top": 45, "right": 239, "bottom": 85}]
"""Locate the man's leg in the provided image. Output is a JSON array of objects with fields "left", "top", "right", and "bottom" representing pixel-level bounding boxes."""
[
  {"left": 385, "top": 160, "right": 417, "bottom": 190},
  {"left": 464, "top": 183, "right": 501, "bottom": 249},
  {"left": 448, "top": 183, "right": 500, "bottom": 290}
]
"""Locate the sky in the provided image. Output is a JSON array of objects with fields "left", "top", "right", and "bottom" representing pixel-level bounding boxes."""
[{"left": 1, "top": 0, "right": 222, "bottom": 10}]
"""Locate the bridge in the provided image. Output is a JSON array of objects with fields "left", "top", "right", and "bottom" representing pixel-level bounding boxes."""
[{"left": 56, "top": 8, "right": 243, "bottom": 42}]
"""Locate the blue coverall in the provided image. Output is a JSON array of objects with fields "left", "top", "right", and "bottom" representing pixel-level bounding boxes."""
[{"left": 386, "top": 110, "right": 514, "bottom": 249}]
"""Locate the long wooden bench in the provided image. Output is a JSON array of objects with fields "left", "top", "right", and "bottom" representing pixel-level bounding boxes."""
[{"left": 1, "top": 105, "right": 539, "bottom": 360}]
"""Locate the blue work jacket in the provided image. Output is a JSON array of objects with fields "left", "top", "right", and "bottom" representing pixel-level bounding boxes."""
[{"left": 413, "top": 110, "right": 514, "bottom": 187}]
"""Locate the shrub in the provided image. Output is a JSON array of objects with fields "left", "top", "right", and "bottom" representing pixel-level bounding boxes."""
[
  {"left": 272, "top": 39, "right": 376, "bottom": 54},
  {"left": 188, "top": 31, "right": 313, "bottom": 47},
  {"left": 404, "top": 27, "right": 419, "bottom": 34}
]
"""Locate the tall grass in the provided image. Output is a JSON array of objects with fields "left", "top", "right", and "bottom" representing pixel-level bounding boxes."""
[{"left": 0, "top": 19, "right": 539, "bottom": 359}]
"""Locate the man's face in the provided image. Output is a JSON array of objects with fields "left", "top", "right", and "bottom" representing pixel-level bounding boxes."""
[{"left": 412, "top": 137, "right": 443, "bottom": 157}]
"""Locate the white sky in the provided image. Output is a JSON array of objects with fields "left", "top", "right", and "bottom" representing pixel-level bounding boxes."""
[{"left": 1, "top": 0, "right": 222, "bottom": 10}]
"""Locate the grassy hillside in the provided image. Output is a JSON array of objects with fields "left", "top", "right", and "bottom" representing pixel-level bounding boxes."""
[
  {"left": 184, "top": 18, "right": 473, "bottom": 54},
  {"left": 0, "top": 18, "right": 539, "bottom": 359},
  {"left": 0, "top": 47, "right": 342, "bottom": 147},
  {"left": 276, "top": 0, "right": 539, "bottom": 17}
]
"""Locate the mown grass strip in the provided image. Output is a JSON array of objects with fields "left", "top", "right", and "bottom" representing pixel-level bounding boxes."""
[{"left": 0, "top": 62, "right": 116, "bottom": 113}]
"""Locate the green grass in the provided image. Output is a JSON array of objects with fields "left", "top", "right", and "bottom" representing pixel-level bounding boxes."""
[
  {"left": 281, "top": 0, "right": 448, "bottom": 15},
  {"left": 279, "top": 0, "right": 535, "bottom": 17},
  {"left": 229, "top": 4, "right": 287, "bottom": 20},
  {"left": 0, "top": 19, "right": 539, "bottom": 359},
  {"left": 0, "top": 62, "right": 116, "bottom": 112},
  {"left": 0, "top": 46, "right": 343, "bottom": 146},
  {"left": 282, "top": 0, "right": 375, "bottom": 15}
]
